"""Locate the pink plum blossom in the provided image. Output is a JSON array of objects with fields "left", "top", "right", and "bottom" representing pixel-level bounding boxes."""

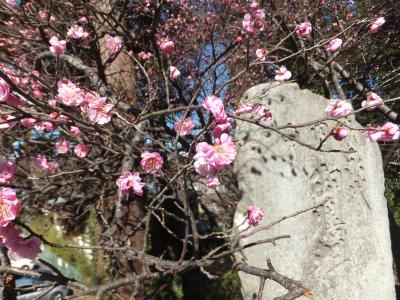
[
  {"left": 193, "top": 144, "right": 219, "bottom": 188},
  {"left": 361, "top": 92, "right": 383, "bottom": 111},
  {"left": 8, "top": 236, "right": 42, "bottom": 260},
  {"left": 369, "top": 17, "right": 385, "bottom": 33},
  {"left": 247, "top": 205, "right": 264, "bottom": 226},
  {"left": 0, "top": 223, "right": 21, "bottom": 246},
  {"left": 194, "top": 133, "right": 236, "bottom": 174},
  {"left": 364, "top": 122, "right": 400, "bottom": 142},
  {"left": 206, "top": 176, "right": 220, "bottom": 188},
  {"left": 87, "top": 97, "right": 114, "bottom": 124},
  {"left": 203, "top": 95, "right": 227, "bottom": 123},
  {"left": 116, "top": 171, "right": 145, "bottom": 196},
  {"left": 5, "top": 94, "right": 22, "bottom": 107},
  {"left": 20, "top": 118, "right": 37, "bottom": 128},
  {"left": 35, "top": 155, "right": 58, "bottom": 172},
  {"left": 38, "top": 10, "right": 48, "bottom": 21},
  {"left": 212, "top": 119, "right": 233, "bottom": 139},
  {"left": 213, "top": 134, "right": 237, "bottom": 169},
  {"left": 6, "top": 0, "right": 16, "bottom": 6},
  {"left": 106, "top": 36, "right": 123, "bottom": 54},
  {"left": 274, "top": 66, "right": 292, "bottom": 81},
  {"left": 253, "top": 104, "right": 272, "bottom": 121},
  {"left": 49, "top": 37, "right": 66, "bottom": 56},
  {"left": 296, "top": 22, "right": 312, "bottom": 38},
  {"left": 140, "top": 151, "right": 163, "bottom": 173},
  {"left": 56, "top": 79, "right": 84, "bottom": 106},
  {"left": 67, "top": 25, "right": 89, "bottom": 40},
  {"left": 70, "top": 126, "right": 81, "bottom": 136},
  {"left": 160, "top": 40, "right": 175, "bottom": 55},
  {"left": 0, "top": 115, "right": 15, "bottom": 130},
  {"left": 138, "top": 51, "right": 153, "bottom": 60},
  {"left": 0, "top": 78, "right": 10, "bottom": 102},
  {"left": 55, "top": 140, "right": 70, "bottom": 154},
  {"left": 0, "top": 188, "right": 21, "bottom": 227},
  {"left": 255, "top": 48, "right": 268, "bottom": 60},
  {"left": 333, "top": 127, "right": 349, "bottom": 141},
  {"left": 80, "top": 91, "right": 99, "bottom": 113},
  {"left": 169, "top": 66, "right": 181, "bottom": 80},
  {"left": 325, "top": 38, "right": 342, "bottom": 53},
  {"left": 0, "top": 160, "right": 16, "bottom": 185},
  {"left": 235, "top": 104, "right": 254, "bottom": 115},
  {"left": 325, "top": 100, "right": 352, "bottom": 118},
  {"left": 36, "top": 121, "right": 56, "bottom": 132},
  {"left": 250, "top": 2, "right": 259, "bottom": 9},
  {"left": 174, "top": 117, "right": 195, "bottom": 136},
  {"left": 74, "top": 144, "right": 89, "bottom": 158}
]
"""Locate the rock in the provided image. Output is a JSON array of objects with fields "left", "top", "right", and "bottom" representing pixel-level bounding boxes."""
[{"left": 233, "top": 82, "right": 395, "bottom": 300}]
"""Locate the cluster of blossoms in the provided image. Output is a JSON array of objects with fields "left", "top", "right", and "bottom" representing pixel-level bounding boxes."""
[
  {"left": 35, "top": 155, "right": 59, "bottom": 172},
  {"left": 116, "top": 152, "right": 163, "bottom": 195},
  {"left": 193, "top": 133, "right": 237, "bottom": 187},
  {"left": 191, "top": 96, "right": 238, "bottom": 187},
  {"left": 235, "top": 103, "right": 272, "bottom": 121},
  {"left": 0, "top": 160, "right": 41, "bottom": 260},
  {"left": 67, "top": 25, "right": 89, "bottom": 41},
  {"left": 138, "top": 51, "right": 153, "bottom": 61},
  {"left": 56, "top": 79, "right": 114, "bottom": 124},
  {"left": 52, "top": 139, "right": 88, "bottom": 158},
  {"left": 106, "top": 36, "right": 123, "bottom": 54},
  {"left": 274, "top": 66, "right": 292, "bottom": 81},
  {"left": 325, "top": 100, "right": 353, "bottom": 118},
  {"left": 49, "top": 37, "right": 66, "bottom": 56},
  {"left": 364, "top": 122, "right": 400, "bottom": 142},
  {"left": 242, "top": 3, "right": 265, "bottom": 35}
]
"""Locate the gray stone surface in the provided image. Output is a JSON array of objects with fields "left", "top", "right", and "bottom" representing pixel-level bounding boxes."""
[{"left": 233, "top": 83, "right": 395, "bottom": 300}]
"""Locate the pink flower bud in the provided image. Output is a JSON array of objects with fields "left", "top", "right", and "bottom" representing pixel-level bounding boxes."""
[
  {"left": 70, "top": 126, "right": 81, "bottom": 137},
  {"left": 369, "top": 17, "right": 385, "bottom": 33},
  {"left": 325, "top": 38, "right": 342, "bottom": 53},
  {"left": 74, "top": 144, "right": 89, "bottom": 158},
  {"left": 296, "top": 22, "right": 312, "bottom": 38},
  {"left": 333, "top": 127, "right": 349, "bottom": 141},
  {"left": 0, "top": 78, "right": 10, "bottom": 102},
  {"left": 49, "top": 112, "right": 58, "bottom": 119},
  {"left": 55, "top": 139, "right": 70, "bottom": 154},
  {"left": 247, "top": 205, "right": 264, "bottom": 226},
  {"left": 160, "top": 40, "right": 175, "bottom": 55}
]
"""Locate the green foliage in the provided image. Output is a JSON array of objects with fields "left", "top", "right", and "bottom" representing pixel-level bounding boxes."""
[
  {"left": 385, "top": 178, "right": 400, "bottom": 225},
  {"left": 210, "top": 271, "right": 242, "bottom": 300},
  {"left": 26, "top": 212, "right": 99, "bottom": 285}
]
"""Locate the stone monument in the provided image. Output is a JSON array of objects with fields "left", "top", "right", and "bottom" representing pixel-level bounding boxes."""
[{"left": 234, "top": 82, "right": 395, "bottom": 299}]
